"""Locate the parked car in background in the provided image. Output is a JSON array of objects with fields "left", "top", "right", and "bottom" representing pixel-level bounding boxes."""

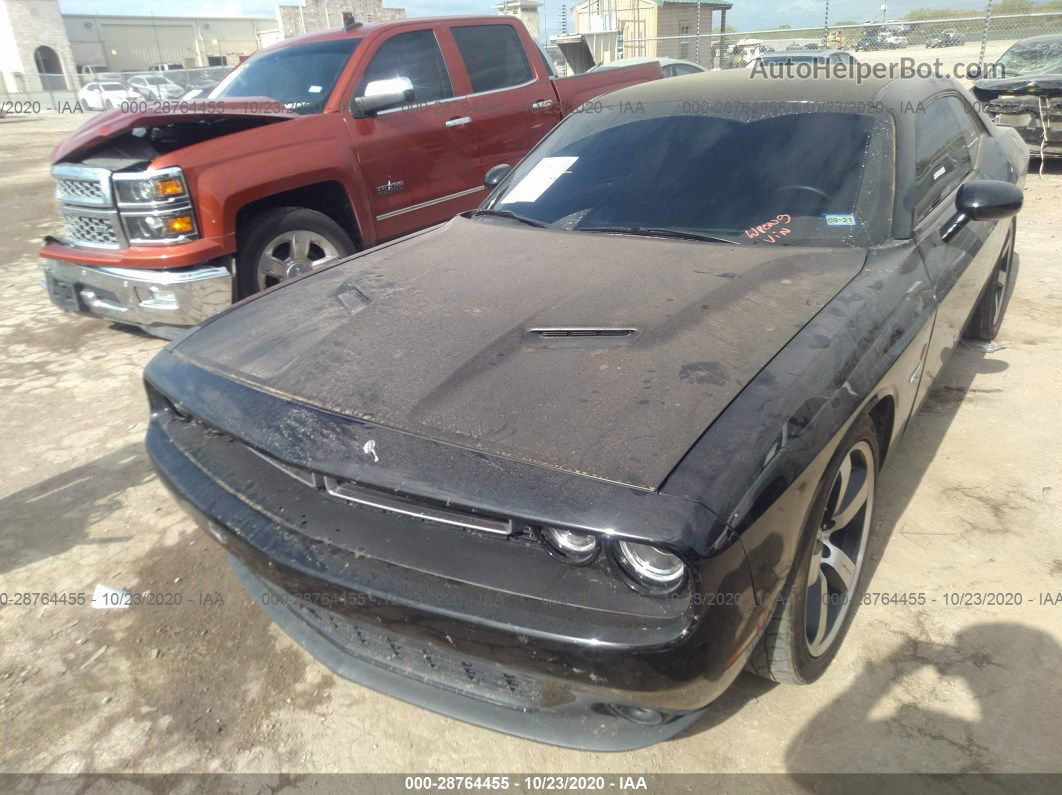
[
  {"left": 926, "top": 29, "right": 966, "bottom": 48},
  {"left": 589, "top": 56, "right": 703, "bottom": 77},
  {"left": 149, "top": 62, "right": 185, "bottom": 72},
  {"left": 76, "top": 81, "right": 141, "bottom": 110},
  {"left": 145, "top": 71, "right": 1026, "bottom": 751},
  {"left": 975, "top": 34, "right": 1062, "bottom": 159},
  {"left": 748, "top": 49, "right": 858, "bottom": 70},
  {"left": 883, "top": 32, "right": 909, "bottom": 49},
  {"left": 40, "top": 17, "right": 659, "bottom": 339},
  {"left": 855, "top": 33, "right": 887, "bottom": 51},
  {"left": 126, "top": 74, "right": 185, "bottom": 100},
  {"left": 180, "top": 81, "right": 219, "bottom": 100}
]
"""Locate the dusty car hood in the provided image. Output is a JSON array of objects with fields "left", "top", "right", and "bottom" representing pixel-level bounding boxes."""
[
  {"left": 52, "top": 98, "right": 297, "bottom": 163},
  {"left": 174, "top": 216, "right": 867, "bottom": 489}
]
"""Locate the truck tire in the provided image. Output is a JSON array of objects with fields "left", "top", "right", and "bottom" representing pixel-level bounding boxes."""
[
  {"left": 964, "top": 220, "right": 1016, "bottom": 342},
  {"left": 237, "top": 206, "right": 356, "bottom": 298}
]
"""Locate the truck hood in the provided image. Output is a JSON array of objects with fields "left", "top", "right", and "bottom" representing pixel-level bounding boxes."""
[
  {"left": 173, "top": 216, "right": 867, "bottom": 489},
  {"left": 52, "top": 98, "right": 297, "bottom": 163}
]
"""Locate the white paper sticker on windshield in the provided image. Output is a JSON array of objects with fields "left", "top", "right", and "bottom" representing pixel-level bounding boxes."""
[
  {"left": 499, "top": 157, "right": 578, "bottom": 204},
  {"left": 933, "top": 165, "right": 947, "bottom": 180},
  {"left": 308, "top": 85, "right": 323, "bottom": 93}
]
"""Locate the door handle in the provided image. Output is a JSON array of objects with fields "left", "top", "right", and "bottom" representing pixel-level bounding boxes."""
[
  {"left": 531, "top": 99, "right": 556, "bottom": 110},
  {"left": 445, "top": 116, "right": 472, "bottom": 127}
]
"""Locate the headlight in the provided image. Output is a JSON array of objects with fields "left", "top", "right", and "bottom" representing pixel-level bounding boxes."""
[
  {"left": 122, "top": 208, "right": 198, "bottom": 243},
  {"left": 113, "top": 169, "right": 189, "bottom": 205},
  {"left": 541, "top": 525, "right": 598, "bottom": 564},
  {"left": 615, "top": 540, "right": 686, "bottom": 593}
]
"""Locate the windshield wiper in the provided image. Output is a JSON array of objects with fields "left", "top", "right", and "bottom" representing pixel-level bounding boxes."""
[
  {"left": 576, "top": 225, "right": 737, "bottom": 244},
  {"left": 471, "top": 209, "right": 549, "bottom": 228}
]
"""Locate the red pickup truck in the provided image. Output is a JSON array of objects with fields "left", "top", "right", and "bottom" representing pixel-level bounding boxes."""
[{"left": 41, "top": 16, "right": 659, "bottom": 338}]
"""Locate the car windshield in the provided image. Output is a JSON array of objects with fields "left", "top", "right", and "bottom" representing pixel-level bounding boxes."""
[
  {"left": 483, "top": 102, "right": 892, "bottom": 247},
  {"left": 100, "top": 82, "right": 125, "bottom": 90},
  {"left": 211, "top": 38, "right": 360, "bottom": 114},
  {"left": 997, "top": 39, "right": 1062, "bottom": 76}
]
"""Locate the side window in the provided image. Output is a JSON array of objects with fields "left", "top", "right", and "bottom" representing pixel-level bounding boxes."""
[
  {"left": 356, "top": 30, "right": 453, "bottom": 105},
  {"left": 452, "top": 24, "right": 534, "bottom": 93},
  {"left": 672, "top": 64, "right": 702, "bottom": 76},
  {"left": 914, "top": 95, "right": 978, "bottom": 223}
]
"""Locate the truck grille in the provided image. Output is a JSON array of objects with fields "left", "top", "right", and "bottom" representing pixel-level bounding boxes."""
[
  {"left": 63, "top": 212, "right": 121, "bottom": 248},
  {"left": 56, "top": 177, "right": 105, "bottom": 203},
  {"left": 272, "top": 580, "right": 545, "bottom": 709}
]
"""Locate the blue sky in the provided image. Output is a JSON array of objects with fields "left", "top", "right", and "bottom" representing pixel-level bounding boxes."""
[{"left": 58, "top": 0, "right": 983, "bottom": 40}]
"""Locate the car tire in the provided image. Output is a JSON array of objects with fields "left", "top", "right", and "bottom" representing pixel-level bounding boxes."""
[
  {"left": 964, "top": 219, "right": 1017, "bottom": 342},
  {"left": 747, "top": 414, "right": 880, "bottom": 685},
  {"left": 236, "top": 206, "right": 357, "bottom": 299}
]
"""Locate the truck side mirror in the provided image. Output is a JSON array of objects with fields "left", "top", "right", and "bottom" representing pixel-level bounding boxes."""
[
  {"left": 352, "top": 77, "right": 414, "bottom": 117},
  {"left": 484, "top": 164, "right": 512, "bottom": 189}
]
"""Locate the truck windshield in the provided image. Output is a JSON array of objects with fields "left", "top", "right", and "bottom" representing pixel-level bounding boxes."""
[
  {"left": 483, "top": 101, "right": 892, "bottom": 247},
  {"left": 212, "top": 38, "right": 360, "bottom": 114}
]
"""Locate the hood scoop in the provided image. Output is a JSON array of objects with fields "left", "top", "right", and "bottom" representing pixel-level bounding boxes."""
[{"left": 525, "top": 327, "right": 638, "bottom": 349}]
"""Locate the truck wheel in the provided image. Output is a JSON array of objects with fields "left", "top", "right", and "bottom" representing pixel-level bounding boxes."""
[
  {"left": 237, "top": 206, "right": 356, "bottom": 298},
  {"left": 964, "top": 220, "right": 1016, "bottom": 342},
  {"left": 747, "top": 415, "right": 880, "bottom": 685}
]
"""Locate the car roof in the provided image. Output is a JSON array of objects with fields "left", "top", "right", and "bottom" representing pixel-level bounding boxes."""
[{"left": 600, "top": 68, "right": 946, "bottom": 109}]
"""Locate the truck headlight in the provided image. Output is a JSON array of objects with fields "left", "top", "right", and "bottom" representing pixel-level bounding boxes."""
[
  {"left": 114, "top": 167, "right": 198, "bottom": 244},
  {"left": 122, "top": 208, "right": 198, "bottom": 243},
  {"left": 614, "top": 540, "right": 686, "bottom": 593},
  {"left": 113, "top": 168, "right": 189, "bottom": 204}
]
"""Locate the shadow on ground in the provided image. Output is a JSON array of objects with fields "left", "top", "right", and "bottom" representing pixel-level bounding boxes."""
[{"left": 0, "top": 442, "right": 151, "bottom": 576}]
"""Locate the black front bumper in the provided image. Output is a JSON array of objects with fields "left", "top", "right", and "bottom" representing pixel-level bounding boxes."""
[{"left": 145, "top": 391, "right": 761, "bottom": 750}]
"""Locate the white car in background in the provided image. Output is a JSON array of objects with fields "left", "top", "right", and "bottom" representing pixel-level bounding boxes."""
[
  {"left": 588, "top": 56, "right": 706, "bottom": 78},
  {"left": 77, "top": 81, "right": 141, "bottom": 110},
  {"left": 126, "top": 74, "right": 185, "bottom": 100}
]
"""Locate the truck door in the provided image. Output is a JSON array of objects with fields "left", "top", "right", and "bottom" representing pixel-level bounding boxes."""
[
  {"left": 444, "top": 22, "right": 562, "bottom": 181},
  {"left": 343, "top": 26, "right": 484, "bottom": 242}
]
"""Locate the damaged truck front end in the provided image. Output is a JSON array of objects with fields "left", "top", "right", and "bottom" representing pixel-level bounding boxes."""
[{"left": 41, "top": 106, "right": 293, "bottom": 338}]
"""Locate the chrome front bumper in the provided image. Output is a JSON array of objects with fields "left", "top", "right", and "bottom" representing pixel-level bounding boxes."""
[{"left": 41, "top": 258, "right": 233, "bottom": 339}]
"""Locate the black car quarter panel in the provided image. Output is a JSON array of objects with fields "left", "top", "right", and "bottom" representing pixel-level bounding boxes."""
[{"left": 662, "top": 242, "right": 935, "bottom": 605}]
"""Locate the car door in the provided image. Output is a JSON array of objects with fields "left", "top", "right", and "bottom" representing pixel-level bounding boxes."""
[
  {"left": 911, "top": 93, "right": 1004, "bottom": 408},
  {"left": 343, "top": 25, "right": 484, "bottom": 242},
  {"left": 445, "top": 21, "right": 561, "bottom": 182}
]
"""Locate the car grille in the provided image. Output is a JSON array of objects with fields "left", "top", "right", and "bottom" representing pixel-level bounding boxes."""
[
  {"left": 63, "top": 212, "right": 121, "bottom": 248},
  {"left": 55, "top": 177, "right": 105, "bottom": 203},
  {"left": 271, "top": 579, "right": 545, "bottom": 709}
]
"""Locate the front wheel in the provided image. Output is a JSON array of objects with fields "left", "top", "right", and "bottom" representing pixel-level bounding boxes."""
[
  {"left": 747, "top": 414, "right": 880, "bottom": 684},
  {"left": 236, "top": 206, "right": 356, "bottom": 298}
]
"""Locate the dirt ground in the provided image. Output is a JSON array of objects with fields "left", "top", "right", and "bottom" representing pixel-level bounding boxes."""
[{"left": 0, "top": 108, "right": 1060, "bottom": 779}]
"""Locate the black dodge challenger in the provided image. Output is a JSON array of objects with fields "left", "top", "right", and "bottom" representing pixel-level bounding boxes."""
[{"left": 144, "top": 71, "right": 1027, "bottom": 749}]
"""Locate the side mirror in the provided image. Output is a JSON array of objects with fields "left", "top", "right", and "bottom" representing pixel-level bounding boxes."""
[
  {"left": 484, "top": 163, "right": 512, "bottom": 189},
  {"left": 941, "top": 180, "right": 1022, "bottom": 242},
  {"left": 352, "top": 77, "right": 414, "bottom": 117}
]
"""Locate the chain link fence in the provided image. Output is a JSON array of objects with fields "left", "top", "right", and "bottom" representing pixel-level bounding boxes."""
[{"left": 615, "top": 10, "right": 1062, "bottom": 76}]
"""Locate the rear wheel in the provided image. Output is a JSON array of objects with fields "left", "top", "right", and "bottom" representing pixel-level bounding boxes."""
[
  {"left": 964, "top": 220, "right": 1017, "bottom": 342},
  {"left": 747, "top": 415, "right": 879, "bottom": 684},
  {"left": 237, "top": 206, "right": 356, "bottom": 298}
]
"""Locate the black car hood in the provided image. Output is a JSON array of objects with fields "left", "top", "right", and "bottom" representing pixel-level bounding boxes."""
[
  {"left": 174, "top": 216, "right": 867, "bottom": 489},
  {"left": 973, "top": 74, "right": 1062, "bottom": 101}
]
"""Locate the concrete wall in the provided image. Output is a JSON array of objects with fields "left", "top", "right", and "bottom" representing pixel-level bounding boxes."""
[
  {"left": 1, "top": 0, "right": 77, "bottom": 92},
  {"left": 63, "top": 14, "right": 275, "bottom": 72},
  {"left": 276, "top": 0, "right": 405, "bottom": 39}
]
